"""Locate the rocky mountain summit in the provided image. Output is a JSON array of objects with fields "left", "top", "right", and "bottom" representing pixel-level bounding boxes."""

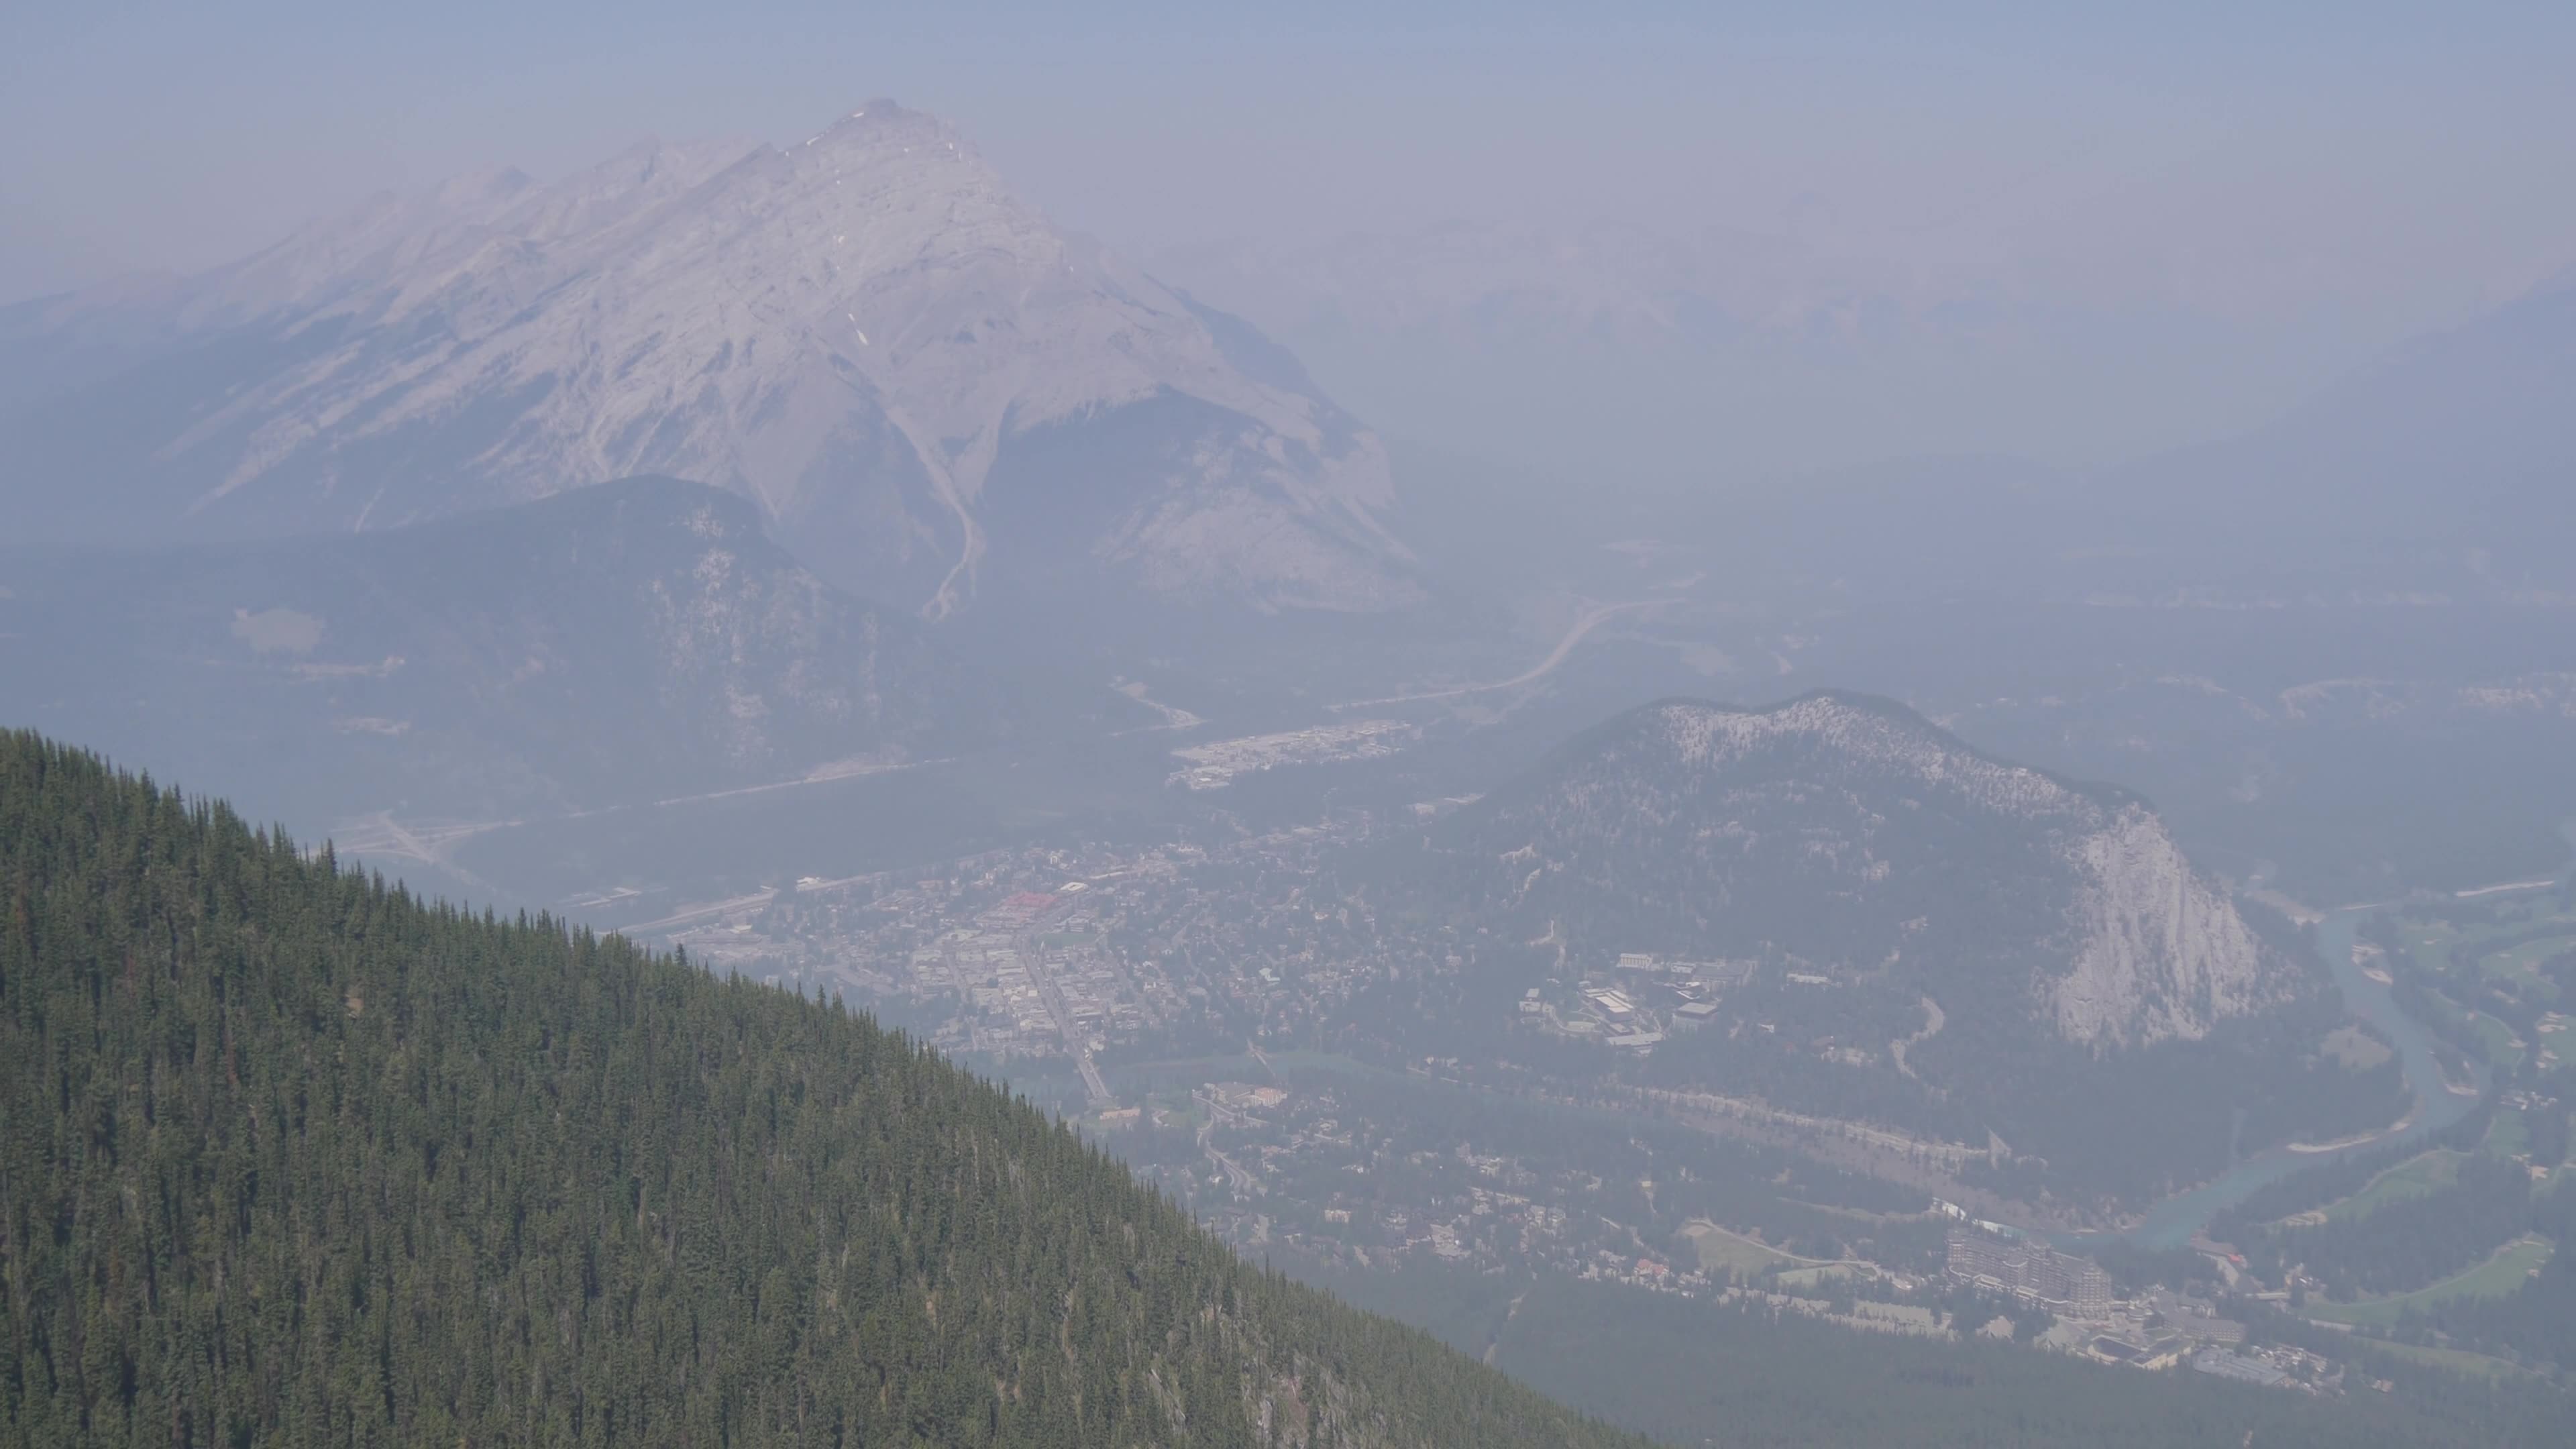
[
  {"left": 1428, "top": 692, "right": 2298, "bottom": 1050},
  {"left": 1, "top": 103, "right": 1415, "bottom": 621}
]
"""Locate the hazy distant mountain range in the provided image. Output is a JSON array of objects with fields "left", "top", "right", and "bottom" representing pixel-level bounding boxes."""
[
  {"left": 2099, "top": 272, "right": 2576, "bottom": 592},
  {"left": 0, "top": 102, "right": 1415, "bottom": 621},
  {"left": 1165, "top": 221, "right": 2575, "bottom": 591},
  {"left": 2, "top": 99, "right": 2567, "bottom": 913},
  {"left": 1150, "top": 221, "right": 2400, "bottom": 480}
]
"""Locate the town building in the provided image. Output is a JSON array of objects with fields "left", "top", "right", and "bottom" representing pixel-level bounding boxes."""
[
  {"left": 2192, "top": 1348, "right": 2288, "bottom": 1387},
  {"left": 1945, "top": 1226, "right": 2113, "bottom": 1319}
]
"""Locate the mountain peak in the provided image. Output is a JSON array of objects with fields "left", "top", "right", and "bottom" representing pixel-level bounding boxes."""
[
  {"left": 2, "top": 105, "right": 1419, "bottom": 627},
  {"left": 431, "top": 165, "right": 538, "bottom": 209},
  {"left": 831, "top": 97, "right": 922, "bottom": 127},
  {"left": 805, "top": 97, "right": 963, "bottom": 156}
]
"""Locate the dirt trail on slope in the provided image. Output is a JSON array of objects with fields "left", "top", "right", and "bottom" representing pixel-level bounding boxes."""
[{"left": 1889, "top": 995, "right": 1945, "bottom": 1079}]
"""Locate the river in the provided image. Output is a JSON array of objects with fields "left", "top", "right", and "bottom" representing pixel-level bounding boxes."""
[
  {"left": 2065, "top": 903, "right": 2502, "bottom": 1250},
  {"left": 2089, "top": 829, "right": 2576, "bottom": 1248},
  {"left": 1068, "top": 842, "right": 2576, "bottom": 1254}
]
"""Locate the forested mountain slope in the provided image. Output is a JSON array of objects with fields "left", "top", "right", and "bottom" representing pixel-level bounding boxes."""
[
  {"left": 0, "top": 732, "right": 1641, "bottom": 1448},
  {"left": 1374, "top": 692, "right": 2406, "bottom": 1203},
  {"left": 1428, "top": 692, "right": 2295, "bottom": 1049},
  {"left": 0, "top": 478, "right": 1140, "bottom": 825}
]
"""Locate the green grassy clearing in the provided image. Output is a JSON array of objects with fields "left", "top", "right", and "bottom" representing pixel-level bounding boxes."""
[
  {"left": 2306, "top": 1237, "right": 2553, "bottom": 1328},
  {"left": 2483, "top": 1110, "right": 2531, "bottom": 1161},
  {"left": 1770, "top": 1264, "right": 1869, "bottom": 1290},
  {"left": 2398, "top": 900, "right": 2576, "bottom": 977},
  {"left": 2398, "top": 923, "right": 2460, "bottom": 959},
  {"left": 2320, "top": 1024, "right": 2393, "bottom": 1070},
  {"left": 2313, "top": 1150, "right": 2465, "bottom": 1224},
  {"left": 2481, "top": 934, "right": 2575, "bottom": 984},
  {"left": 1680, "top": 1222, "right": 1796, "bottom": 1277},
  {"left": 2365, "top": 1340, "right": 2528, "bottom": 1380}
]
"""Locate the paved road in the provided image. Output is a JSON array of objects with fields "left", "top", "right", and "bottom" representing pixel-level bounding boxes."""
[
  {"left": 1331, "top": 600, "right": 1657, "bottom": 710},
  {"left": 627, "top": 888, "right": 778, "bottom": 934},
  {"left": 1193, "top": 1089, "right": 1265, "bottom": 1193},
  {"left": 1076, "top": 1050, "right": 1112, "bottom": 1106}
]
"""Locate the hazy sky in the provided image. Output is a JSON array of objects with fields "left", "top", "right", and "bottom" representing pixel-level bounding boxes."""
[{"left": 7, "top": 2, "right": 2573, "bottom": 468}]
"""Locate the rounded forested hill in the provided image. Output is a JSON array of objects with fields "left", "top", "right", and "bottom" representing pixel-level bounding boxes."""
[{"left": 0, "top": 731, "right": 1646, "bottom": 1448}]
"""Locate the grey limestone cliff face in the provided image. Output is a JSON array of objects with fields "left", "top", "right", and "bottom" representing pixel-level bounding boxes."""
[
  {"left": 1436, "top": 693, "right": 2300, "bottom": 1050},
  {"left": 2, "top": 103, "right": 1415, "bottom": 621},
  {"left": 2054, "top": 801, "right": 2274, "bottom": 1046}
]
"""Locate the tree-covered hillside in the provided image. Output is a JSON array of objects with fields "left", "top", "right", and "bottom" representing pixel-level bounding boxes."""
[
  {"left": 0, "top": 476, "right": 1150, "bottom": 828},
  {"left": 1356, "top": 692, "right": 2405, "bottom": 1205},
  {"left": 0, "top": 732, "right": 1644, "bottom": 1448}
]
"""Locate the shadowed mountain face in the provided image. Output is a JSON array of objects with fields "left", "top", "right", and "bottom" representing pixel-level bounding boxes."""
[
  {"left": 0, "top": 102, "right": 1416, "bottom": 623},
  {"left": 2138, "top": 276, "right": 2576, "bottom": 545},
  {"left": 0, "top": 477, "right": 1134, "bottom": 825}
]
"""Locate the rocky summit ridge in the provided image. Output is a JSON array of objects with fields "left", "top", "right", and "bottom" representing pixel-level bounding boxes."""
[{"left": 2, "top": 101, "right": 1415, "bottom": 621}]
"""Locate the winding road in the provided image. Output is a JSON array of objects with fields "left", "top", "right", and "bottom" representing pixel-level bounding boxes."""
[{"left": 1330, "top": 600, "right": 1657, "bottom": 710}]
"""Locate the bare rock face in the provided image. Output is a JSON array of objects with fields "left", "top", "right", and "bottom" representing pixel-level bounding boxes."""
[
  {"left": 2055, "top": 803, "right": 2275, "bottom": 1046},
  {"left": 1424, "top": 692, "right": 2300, "bottom": 1050},
  {"left": 1, "top": 103, "right": 1415, "bottom": 621}
]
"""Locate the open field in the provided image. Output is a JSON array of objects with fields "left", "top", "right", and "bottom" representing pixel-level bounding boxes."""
[
  {"left": 2306, "top": 1237, "right": 2553, "bottom": 1328},
  {"left": 1772, "top": 1264, "right": 1872, "bottom": 1289},
  {"left": 2298, "top": 1150, "right": 2465, "bottom": 1225},
  {"left": 1679, "top": 1220, "right": 1799, "bottom": 1277},
  {"left": 2367, "top": 1340, "right": 2529, "bottom": 1380},
  {"left": 2396, "top": 898, "right": 2576, "bottom": 977},
  {"left": 2394, "top": 927, "right": 2449, "bottom": 962},
  {"left": 2484, "top": 1110, "right": 2532, "bottom": 1161},
  {"left": 2320, "top": 1024, "right": 2393, "bottom": 1070},
  {"left": 2485, "top": 933, "right": 2576, "bottom": 985},
  {"left": 1676, "top": 1218, "right": 1876, "bottom": 1287},
  {"left": 2465, "top": 1012, "right": 2526, "bottom": 1069}
]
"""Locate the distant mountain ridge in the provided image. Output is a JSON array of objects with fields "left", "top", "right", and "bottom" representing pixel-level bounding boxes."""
[
  {"left": 0, "top": 477, "right": 1120, "bottom": 823},
  {"left": 0, "top": 101, "right": 1416, "bottom": 621},
  {"left": 2102, "top": 272, "right": 2576, "bottom": 594}
]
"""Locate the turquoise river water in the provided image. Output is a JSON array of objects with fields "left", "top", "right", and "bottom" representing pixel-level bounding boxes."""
[{"left": 2072, "top": 904, "right": 2499, "bottom": 1250}]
